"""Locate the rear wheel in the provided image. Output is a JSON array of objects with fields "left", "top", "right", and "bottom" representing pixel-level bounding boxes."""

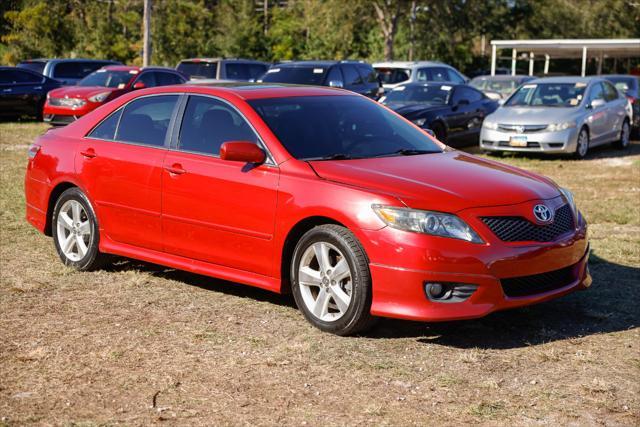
[
  {"left": 291, "top": 225, "right": 374, "bottom": 336},
  {"left": 52, "top": 187, "right": 108, "bottom": 270},
  {"left": 614, "top": 120, "right": 630, "bottom": 150},
  {"left": 573, "top": 127, "right": 589, "bottom": 160}
]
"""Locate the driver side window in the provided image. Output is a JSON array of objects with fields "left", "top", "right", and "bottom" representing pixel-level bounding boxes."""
[{"left": 178, "top": 95, "right": 258, "bottom": 156}]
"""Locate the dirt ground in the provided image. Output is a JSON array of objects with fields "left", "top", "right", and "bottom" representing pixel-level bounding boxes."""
[{"left": 1, "top": 122, "right": 639, "bottom": 426}]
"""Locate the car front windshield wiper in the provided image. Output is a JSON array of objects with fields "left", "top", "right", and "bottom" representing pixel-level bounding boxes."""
[
  {"left": 302, "top": 153, "right": 354, "bottom": 161},
  {"left": 374, "top": 148, "right": 441, "bottom": 157}
]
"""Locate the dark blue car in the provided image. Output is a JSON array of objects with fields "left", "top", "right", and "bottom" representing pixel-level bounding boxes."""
[
  {"left": 0, "top": 66, "right": 61, "bottom": 120},
  {"left": 380, "top": 82, "right": 499, "bottom": 147},
  {"left": 17, "top": 58, "right": 121, "bottom": 86}
]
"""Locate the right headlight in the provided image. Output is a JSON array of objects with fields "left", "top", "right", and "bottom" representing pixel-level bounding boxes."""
[
  {"left": 483, "top": 120, "right": 498, "bottom": 130},
  {"left": 547, "top": 121, "right": 577, "bottom": 132},
  {"left": 372, "top": 205, "right": 483, "bottom": 243}
]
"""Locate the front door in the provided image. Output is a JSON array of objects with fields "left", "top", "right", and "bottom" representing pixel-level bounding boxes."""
[{"left": 161, "top": 95, "right": 279, "bottom": 276}]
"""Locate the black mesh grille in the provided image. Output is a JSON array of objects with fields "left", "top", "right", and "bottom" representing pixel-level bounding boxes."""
[
  {"left": 501, "top": 263, "right": 576, "bottom": 297},
  {"left": 481, "top": 204, "right": 574, "bottom": 242}
]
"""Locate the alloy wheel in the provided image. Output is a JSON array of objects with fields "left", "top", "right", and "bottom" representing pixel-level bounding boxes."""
[
  {"left": 298, "top": 241, "right": 353, "bottom": 322},
  {"left": 621, "top": 121, "right": 630, "bottom": 148},
  {"left": 56, "top": 199, "right": 92, "bottom": 262},
  {"left": 577, "top": 130, "right": 589, "bottom": 158}
]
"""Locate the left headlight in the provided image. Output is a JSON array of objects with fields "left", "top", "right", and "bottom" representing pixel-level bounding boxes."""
[
  {"left": 372, "top": 205, "right": 483, "bottom": 243},
  {"left": 547, "top": 121, "right": 576, "bottom": 132},
  {"left": 559, "top": 187, "right": 579, "bottom": 218},
  {"left": 88, "top": 91, "right": 111, "bottom": 103}
]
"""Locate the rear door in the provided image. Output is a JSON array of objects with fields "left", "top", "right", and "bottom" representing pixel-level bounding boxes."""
[
  {"left": 602, "top": 80, "right": 626, "bottom": 141},
  {"left": 78, "top": 94, "right": 180, "bottom": 251},
  {"left": 161, "top": 94, "right": 279, "bottom": 275},
  {"left": 585, "top": 83, "right": 608, "bottom": 144}
]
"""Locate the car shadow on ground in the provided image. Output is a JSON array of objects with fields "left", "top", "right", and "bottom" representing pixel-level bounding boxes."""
[
  {"left": 464, "top": 139, "right": 640, "bottom": 161},
  {"left": 104, "top": 254, "right": 639, "bottom": 349}
]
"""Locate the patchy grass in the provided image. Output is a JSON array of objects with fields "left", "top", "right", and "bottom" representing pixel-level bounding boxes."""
[{"left": 1, "top": 122, "right": 639, "bottom": 425}]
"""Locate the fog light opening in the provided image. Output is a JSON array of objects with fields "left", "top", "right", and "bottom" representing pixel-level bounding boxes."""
[{"left": 424, "top": 282, "right": 478, "bottom": 303}]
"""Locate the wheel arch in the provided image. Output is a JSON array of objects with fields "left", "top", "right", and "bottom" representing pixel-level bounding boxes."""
[
  {"left": 279, "top": 216, "right": 346, "bottom": 294},
  {"left": 44, "top": 181, "right": 78, "bottom": 236}
]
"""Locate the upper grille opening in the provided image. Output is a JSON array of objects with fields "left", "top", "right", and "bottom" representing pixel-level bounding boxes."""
[{"left": 481, "top": 204, "right": 574, "bottom": 242}]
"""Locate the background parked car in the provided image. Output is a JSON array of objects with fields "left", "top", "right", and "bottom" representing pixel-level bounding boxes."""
[
  {"left": 602, "top": 74, "right": 639, "bottom": 136},
  {"left": 373, "top": 61, "right": 468, "bottom": 91},
  {"left": 177, "top": 58, "right": 269, "bottom": 81},
  {"left": 481, "top": 77, "right": 632, "bottom": 159},
  {"left": 43, "top": 66, "right": 186, "bottom": 126},
  {"left": 0, "top": 66, "right": 61, "bottom": 120},
  {"left": 380, "top": 82, "right": 498, "bottom": 147},
  {"left": 469, "top": 75, "right": 535, "bottom": 101},
  {"left": 259, "top": 60, "right": 381, "bottom": 98},
  {"left": 17, "top": 58, "right": 122, "bottom": 86}
]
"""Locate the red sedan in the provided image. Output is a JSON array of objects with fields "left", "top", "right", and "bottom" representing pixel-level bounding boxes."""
[
  {"left": 25, "top": 84, "right": 591, "bottom": 335},
  {"left": 42, "top": 65, "right": 186, "bottom": 125}
]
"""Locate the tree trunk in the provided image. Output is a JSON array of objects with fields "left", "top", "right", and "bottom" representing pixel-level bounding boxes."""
[{"left": 143, "top": 0, "right": 152, "bottom": 66}]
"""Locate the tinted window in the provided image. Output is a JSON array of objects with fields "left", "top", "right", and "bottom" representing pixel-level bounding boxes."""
[
  {"left": 79, "top": 70, "right": 133, "bottom": 88},
  {"left": 451, "top": 87, "right": 483, "bottom": 104},
  {"left": 506, "top": 83, "right": 587, "bottom": 107},
  {"left": 602, "top": 81, "right": 619, "bottom": 102},
  {"left": 88, "top": 109, "right": 123, "bottom": 140},
  {"left": 179, "top": 95, "right": 257, "bottom": 155},
  {"left": 357, "top": 65, "right": 378, "bottom": 84},
  {"left": 248, "top": 95, "right": 442, "bottom": 160},
  {"left": 342, "top": 65, "right": 362, "bottom": 86},
  {"left": 135, "top": 72, "right": 157, "bottom": 87},
  {"left": 427, "top": 67, "right": 450, "bottom": 82},
  {"left": 446, "top": 69, "right": 466, "bottom": 84},
  {"left": 177, "top": 61, "right": 218, "bottom": 79},
  {"left": 325, "top": 66, "right": 343, "bottom": 84},
  {"left": 156, "top": 72, "right": 185, "bottom": 86},
  {"left": 115, "top": 95, "right": 178, "bottom": 146},
  {"left": 53, "top": 61, "right": 110, "bottom": 79},
  {"left": 225, "top": 63, "right": 268, "bottom": 81},
  {"left": 375, "top": 67, "right": 410, "bottom": 84},
  {"left": 605, "top": 76, "right": 638, "bottom": 92},
  {"left": 0, "top": 69, "right": 41, "bottom": 84},
  {"left": 261, "top": 66, "right": 327, "bottom": 85},
  {"left": 17, "top": 61, "right": 46, "bottom": 74},
  {"left": 588, "top": 83, "right": 605, "bottom": 102}
]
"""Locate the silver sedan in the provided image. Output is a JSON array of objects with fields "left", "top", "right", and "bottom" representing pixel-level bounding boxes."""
[{"left": 480, "top": 77, "right": 632, "bottom": 159}]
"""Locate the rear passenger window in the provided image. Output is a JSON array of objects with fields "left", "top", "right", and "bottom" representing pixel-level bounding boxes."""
[
  {"left": 428, "top": 68, "right": 449, "bottom": 82},
  {"left": 88, "top": 109, "right": 123, "bottom": 140},
  {"left": 115, "top": 95, "right": 178, "bottom": 147},
  {"left": 603, "top": 81, "right": 619, "bottom": 102},
  {"left": 156, "top": 72, "right": 184, "bottom": 86},
  {"left": 179, "top": 95, "right": 257, "bottom": 155},
  {"left": 135, "top": 72, "right": 157, "bottom": 87}
]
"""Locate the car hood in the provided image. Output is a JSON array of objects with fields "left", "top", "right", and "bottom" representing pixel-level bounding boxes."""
[
  {"left": 309, "top": 151, "right": 560, "bottom": 212},
  {"left": 488, "top": 106, "right": 581, "bottom": 124},
  {"left": 385, "top": 102, "right": 447, "bottom": 117},
  {"left": 47, "top": 86, "right": 116, "bottom": 99}
]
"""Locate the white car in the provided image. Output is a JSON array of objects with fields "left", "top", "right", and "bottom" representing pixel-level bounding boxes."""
[{"left": 373, "top": 61, "right": 467, "bottom": 91}]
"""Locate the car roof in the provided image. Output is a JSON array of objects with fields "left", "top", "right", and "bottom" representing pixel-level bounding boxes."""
[
  {"left": 471, "top": 75, "right": 533, "bottom": 80},
  {"left": 179, "top": 58, "right": 268, "bottom": 64},
  {"left": 600, "top": 74, "right": 638, "bottom": 79},
  {"left": 19, "top": 58, "right": 119, "bottom": 64},
  {"left": 528, "top": 76, "right": 597, "bottom": 84},
  {"left": 398, "top": 82, "right": 462, "bottom": 88},
  {"left": 0, "top": 65, "right": 45, "bottom": 75},
  {"left": 372, "top": 61, "right": 447, "bottom": 68},
  {"left": 176, "top": 82, "right": 352, "bottom": 100}
]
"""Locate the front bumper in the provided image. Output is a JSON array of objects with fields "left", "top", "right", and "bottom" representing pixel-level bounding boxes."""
[
  {"left": 360, "top": 203, "right": 589, "bottom": 322},
  {"left": 43, "top": 102, "right": 98, "bottom": 125},
  {"left": 480, "top": 127, "right": 580, "bottom": 154}
]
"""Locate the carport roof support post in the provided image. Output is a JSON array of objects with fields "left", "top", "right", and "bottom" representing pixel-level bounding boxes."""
[
  {"left": 491, "top": 44, "right": 497, "bottom": 76},
  {"left": 511, "top": 48, "right": 517, "bottom": 76},
  {"left": 581, "top": 46, "right": 587, "bottom": 77}
]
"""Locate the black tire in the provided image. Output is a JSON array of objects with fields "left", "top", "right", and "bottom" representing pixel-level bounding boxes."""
[
  {"left": 51, "top": 187, "right": 108, "bottom": 271},
  {"left": 573, "top": 127, "right": 589, "bottom": 160},
  {"left": 431, "top": 121, "right": 447, "bottom": 143},
  {"left": 613, "top": 119, "right": 631, "bottom": 150},
  {"left": 291, "top": 224, "right": 375, "bottom": 336}
]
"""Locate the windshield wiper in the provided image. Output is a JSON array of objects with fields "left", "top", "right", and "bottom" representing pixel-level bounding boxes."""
[
  {"left": 375, "top": 148, "right": 441, "bottom": 157},
  {"left": 303, "top": 153, "right": 353, "bottom": 161}
]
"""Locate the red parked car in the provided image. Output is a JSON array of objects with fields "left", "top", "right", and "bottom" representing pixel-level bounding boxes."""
[
  {"left": 25, "top": 84, "right": 591, "bottom": 335},
  {"left": 43, "top": 65, "right": 186, "bottom": 125}
]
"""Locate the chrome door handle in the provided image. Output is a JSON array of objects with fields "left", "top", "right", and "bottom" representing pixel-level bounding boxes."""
[{"left": 164, "top": 164, "right": 186, "bottom": 175}]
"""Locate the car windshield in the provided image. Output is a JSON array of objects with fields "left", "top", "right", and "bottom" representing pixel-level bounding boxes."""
[
  {"left": 177, "top": 61, "right": 218, "bottom": 79},
  {"left": 605, "top": 76, "right": 637, "bottom": 93},
  {"left": 260, "top": 67, "right": 327, "bottom": 85},
  {"left": 17, "top": 61, "right": 46, "bottom": 74},
  {"left": 505, "top": 83, "right": 587, "bottom": 107},
  {"left": 78, "top": 70, "right": 134, "bottom": 88},
  {"left": 473, "top": 79, "right": 521, "bottom": 95},
  {"left": 248, "top": 95, "right": 443, "bottom": 160},
  {"left": 383, "top": 85, "right": 451, "bottom": 105}
]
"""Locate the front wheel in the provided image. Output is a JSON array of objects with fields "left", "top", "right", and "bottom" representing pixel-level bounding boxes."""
[
  {"left": 573, "top": 127, "right": 589, "bottom": 160},
  {"left": 52, "top": 187, "right": 108, "bottom": 270},
  {"left": 291, "top": 225, "right": 375, "bottom": 336}
]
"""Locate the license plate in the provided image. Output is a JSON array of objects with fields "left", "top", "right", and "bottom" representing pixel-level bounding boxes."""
[{"left": 509, "top": 135, "right": 528, "bottom": 147}]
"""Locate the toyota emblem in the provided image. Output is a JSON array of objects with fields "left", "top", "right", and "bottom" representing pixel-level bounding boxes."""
[
  {"left": 516, "top": 125, "right": 525, "bottom": 134},
  {"left": 533, "top": 204, "right": 552, "bottom": 222}
]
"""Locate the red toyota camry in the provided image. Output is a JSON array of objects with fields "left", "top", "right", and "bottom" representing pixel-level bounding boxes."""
[{"left": 25, "top": 84, "right": 591, "bottom": 335}]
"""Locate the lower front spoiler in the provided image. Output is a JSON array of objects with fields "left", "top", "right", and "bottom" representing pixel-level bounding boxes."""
[
  {"left": 43, "top": 114, "right": 78, "bottom": 126},
  {"left": 369, "top": 247, "right": 591, "bottom": 322}
]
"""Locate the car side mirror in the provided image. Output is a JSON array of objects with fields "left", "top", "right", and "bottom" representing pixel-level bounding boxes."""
[
  {"left": 133, "top": 81, "right": 146, "bottom": 90},
  {"left": 588, "top": 98, "right": 605, "bottom": 109},
  {"left": 220, "top": 141, "right": 266, "bottom": 164},
  {"left": 328, "top": 80, "right": 344, "bottom": 88}
]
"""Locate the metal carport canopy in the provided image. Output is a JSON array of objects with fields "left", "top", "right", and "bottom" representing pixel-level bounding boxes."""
[{"left": 490, "top": 39, "right": 640, "bottom": 77}]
